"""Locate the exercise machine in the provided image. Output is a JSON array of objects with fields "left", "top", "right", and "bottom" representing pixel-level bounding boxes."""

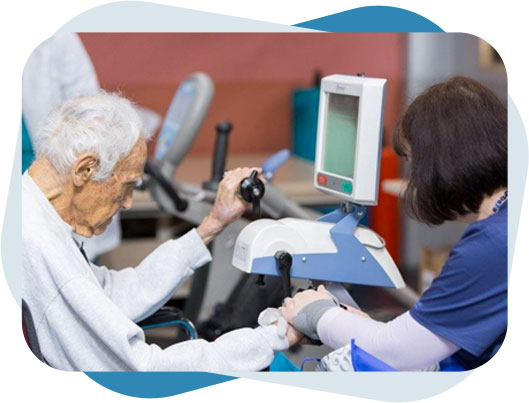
[{"left": 232, "top": 74, "right": 406, "bottom": 307}]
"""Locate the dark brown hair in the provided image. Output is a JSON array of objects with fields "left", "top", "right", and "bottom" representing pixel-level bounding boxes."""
[{"left": 394, "top": 76, "right": 507, "bottom": 225}]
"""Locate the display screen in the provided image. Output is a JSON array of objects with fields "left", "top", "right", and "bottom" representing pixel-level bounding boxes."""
[
  {"left": 323, "top": 93, "right": 359, "bottom": 178},
  {"left": 154, "top": 81, "right": 195, "bottom": 160}
]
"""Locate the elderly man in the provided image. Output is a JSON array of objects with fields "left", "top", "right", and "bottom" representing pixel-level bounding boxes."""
[{"left": 22, "top": 92, "right": 299, "bottom": 371}]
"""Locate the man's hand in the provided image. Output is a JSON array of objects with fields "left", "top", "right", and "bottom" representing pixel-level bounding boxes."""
[
  {"left": 286, "top": 323, "right": 304, "bottom": 347},
  {"left": 279, "top": 285, "right": 334, "bottom": 324},
  {"left": 197, "top": 167, "right": 262, "bottom": 244}
]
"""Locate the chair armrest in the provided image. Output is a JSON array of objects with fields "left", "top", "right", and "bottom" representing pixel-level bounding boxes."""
[{"left": 138, "top": 306, "right": 197, "bottom": 340}]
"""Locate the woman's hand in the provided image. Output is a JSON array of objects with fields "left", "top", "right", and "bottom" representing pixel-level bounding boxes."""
[
  {"left": 197, "top": 167, "right": 262, "bottom": 244},
  {"left": 279, "top": 285, "right": 334, "bottom": 324},
  {"left": 279, "top": 285, "right": 370, "bottom": 343}
]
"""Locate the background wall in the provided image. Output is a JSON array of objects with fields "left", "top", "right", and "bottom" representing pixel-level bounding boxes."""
[
  {"left": 80, "top": 33, "right": 507, "bottom": 275},
  {"left": 79, "top": 33, "right": 406, "bottom": 156}
]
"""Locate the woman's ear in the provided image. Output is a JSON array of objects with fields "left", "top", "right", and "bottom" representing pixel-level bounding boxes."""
[{"left": 72, "top": 153, "right": 99, "bottom": 187}]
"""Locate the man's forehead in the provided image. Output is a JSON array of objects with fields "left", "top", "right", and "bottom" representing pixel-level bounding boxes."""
[
  {"left": 111, "top": 165, "right": 143, "bottom": 181},
  {"left": 112, "top": 140, "right": 147, "bottom": 179}
]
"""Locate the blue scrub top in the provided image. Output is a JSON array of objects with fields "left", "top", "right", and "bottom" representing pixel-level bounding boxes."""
[{"left": 410, "top": 202, "right": 508, "bottom": 370}]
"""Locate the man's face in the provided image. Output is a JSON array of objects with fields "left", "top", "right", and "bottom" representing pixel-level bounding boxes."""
[{"left": 73, "top": 139, "right": 147, "bottom": 237}]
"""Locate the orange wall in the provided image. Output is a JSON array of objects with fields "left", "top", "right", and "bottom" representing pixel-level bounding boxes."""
[{"left": 79, "top": 33, "right": 405, "bottom": 155}]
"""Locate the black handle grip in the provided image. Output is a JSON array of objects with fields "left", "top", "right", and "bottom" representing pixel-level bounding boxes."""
[
  {"left": 239, "top": 169, "right": 265, "bottom": 219},
  {"left": 274, "top": 250, "right": 293, "bottom": 298},
  {"left": 211, "top": 121, "right": 233, "bottom": 182}
]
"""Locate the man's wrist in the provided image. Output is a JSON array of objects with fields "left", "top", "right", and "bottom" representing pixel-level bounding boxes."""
[{"left": 197, "top": 215, "right": 224, "bottom": 245}]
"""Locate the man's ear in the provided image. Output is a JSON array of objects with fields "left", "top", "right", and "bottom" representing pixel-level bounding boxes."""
[{"left": 72, "top": 153, "right": 99, "bottom": 186}]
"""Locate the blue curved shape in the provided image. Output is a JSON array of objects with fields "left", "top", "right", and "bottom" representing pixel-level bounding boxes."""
[
  {"left": 296, "top": 6, "right": 443, "bottom": 32},
  {"left": 85, "top": 372, "right": 235, "bottom": 398}
]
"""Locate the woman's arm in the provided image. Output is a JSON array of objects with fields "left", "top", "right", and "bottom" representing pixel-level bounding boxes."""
[
  {"left": 280, "top": 286, "right": 459, "bottom": 371},
  {"left": 316, "top": 308, "right": 459, "bottom": 371}
]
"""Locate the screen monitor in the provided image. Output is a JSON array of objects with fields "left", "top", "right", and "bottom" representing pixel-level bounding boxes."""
[
  {"left": 314, "top": 75, "right": 386, "bottom": 205},
  {"left": 154, "top": 80, "right": 196, "bottom": 161},
  {"left": 153, "top": 72, "right": 214, "bottom": 166}
]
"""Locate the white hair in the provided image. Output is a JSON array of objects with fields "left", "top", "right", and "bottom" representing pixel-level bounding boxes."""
[{"left": 34, "top": 92, "right": 152, "bottom": 181}]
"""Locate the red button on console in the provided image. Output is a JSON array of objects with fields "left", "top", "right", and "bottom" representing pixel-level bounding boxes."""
[{"left": 317, "top": 174, "right": 327, "bottom": 185}]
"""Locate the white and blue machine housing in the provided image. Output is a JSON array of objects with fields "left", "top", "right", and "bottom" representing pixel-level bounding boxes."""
[{"left": 232, "top": 74, "right": 405, "bottom": 294}]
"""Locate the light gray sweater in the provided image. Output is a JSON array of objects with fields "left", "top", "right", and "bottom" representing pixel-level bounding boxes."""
[{"left": 22, "top": 172, "right": 287, "bottom": 371}]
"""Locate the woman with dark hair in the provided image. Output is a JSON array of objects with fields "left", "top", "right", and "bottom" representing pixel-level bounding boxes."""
[{"left": 280, "top": 76, "right": 508, "bottom": 371}]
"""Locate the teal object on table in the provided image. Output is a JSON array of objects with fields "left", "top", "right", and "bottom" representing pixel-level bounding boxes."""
[
  {"left": 22, "top": 116, "right": 35, "bottom": 173},
  {"left": 292, "top": 88, "right": 320, "bottom": 162},
  {"left": 269, "top": 353, "right": 300, "bottom": 371}
]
